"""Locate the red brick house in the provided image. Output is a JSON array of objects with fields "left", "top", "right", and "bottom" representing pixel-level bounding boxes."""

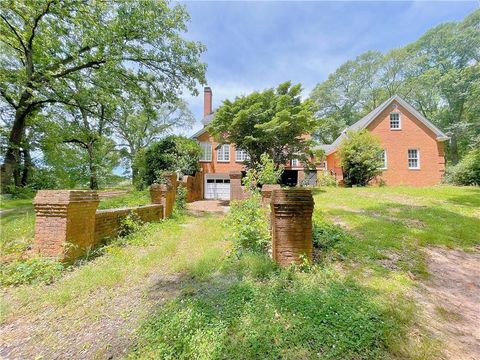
[
  {"left": 191, "top": 87, "right": 322, "bottom": 199},
  {"left": 320, "top": 95, "right": 449, "bottom": 186}
]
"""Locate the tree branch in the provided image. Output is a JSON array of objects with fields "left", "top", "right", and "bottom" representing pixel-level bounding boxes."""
[
  {"left": 52, "top": 59, "right": 106, "bottom": 78},
  {"left": 28, "top": 0, "right": 56, "bottom": 49},
  {"left": 0, "top": 87, "right": 18, "bottom": 109},
  {"left": 0, "top": 14, "right": 27, "bottom": 54},
  {"left": 63, "top": 138, "right": 89, "bottom": 149}
]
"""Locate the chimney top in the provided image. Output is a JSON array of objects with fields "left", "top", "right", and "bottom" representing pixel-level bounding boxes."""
[{"left": 203, "top": 86, "right": 213, "bottom": 117}]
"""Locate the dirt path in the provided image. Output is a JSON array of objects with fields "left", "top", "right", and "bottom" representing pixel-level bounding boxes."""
[
  {"left": 0, "top": 214, "right": 227, "bottom": 360},
  {"left": 415, "top": 247, "right": 480, "bottom": 360}
]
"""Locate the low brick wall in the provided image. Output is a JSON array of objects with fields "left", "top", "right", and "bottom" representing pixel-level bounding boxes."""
[
  {"left": 94, "top": 204, "right": 163, "bottom": 243},
  {"left": 230, "top": 171, "right": 249, "bottom": 201},
  {"left": 32, "top": 190, "right": 165, "bottom": 261}
]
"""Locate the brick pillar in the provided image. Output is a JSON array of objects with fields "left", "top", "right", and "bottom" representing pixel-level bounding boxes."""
[
  {"left": 261, "top": 184, "right": 281, "bottom": 205},
  {"left": 229, "top": 171, "right": 243, "bottom": 201},
  {"left": 32, "top": 190, "right": 99, "bottom": 260},
  {"left": 150, "top": 183, "right": 175, "bottom": 218},
  {"left": 270, "top": 188, "right": 314, "bottom": 267}
]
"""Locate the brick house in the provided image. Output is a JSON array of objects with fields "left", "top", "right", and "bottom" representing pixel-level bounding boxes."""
[
  {"left": 191, "top": 87, "right": 322, "bottom": 200},
  {"left": 320, "top": 95, "right": 449, "bottom": 186}
]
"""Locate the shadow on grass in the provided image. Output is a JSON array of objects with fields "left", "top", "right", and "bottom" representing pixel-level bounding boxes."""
[
  {"left": 316, "top": 200, "right": 480, "bottom": 275},
  {"left": 129, "top": 254, "right": 402, "bottom": 359},
  {"left": 445, "top": 187, "right": 480, "bottom": 208}
]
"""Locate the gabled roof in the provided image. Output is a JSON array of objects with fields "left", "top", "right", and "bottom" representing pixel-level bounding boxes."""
[
  {"left": 191, "top": 113, "right": 215, "bottom": 139},
  {"left": 318, "top": 95, "right": 449, "bottom": 155}
]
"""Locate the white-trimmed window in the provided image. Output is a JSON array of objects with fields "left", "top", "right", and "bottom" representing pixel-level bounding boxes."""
[
  {"left": 390, "top": 112, "right": 401, "bottom": 129},
  {"left": 235, "top": 148, "right": 249, "bottom": 162},
  {"left": 199, "top": 142, "right": 212, "bottom": 161},
  {"left": 291, "top": 159, "right": 300, "bottom": 167},
  {"left": 408, "top": 149, "right": 420, "bottom": 169},
  {"left": 217, "top": 144, "right": 230, "bottom": 162},
  {"left": 379, "top": 150, "right": 387, "bottom": 169}
]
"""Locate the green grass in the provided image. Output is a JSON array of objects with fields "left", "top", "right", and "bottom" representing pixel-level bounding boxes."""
[
  {"left": 97, "top": 189, "right": 150, "bottom": 209},
  {"left": 1, "top": 185, "right": 478, "bottom": 358},
  {"left": 0, "top": 189, "right": 151, "bottom": 258}
]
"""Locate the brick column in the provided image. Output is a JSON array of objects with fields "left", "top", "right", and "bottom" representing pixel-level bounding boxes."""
[
  {"left": 261, "top": 184, "right": 281, "bottom": 205},
  {"left": 270, "top": 188, "right": 314, "bottom": 267},
  {"left": 32, "top": 190, "right": 99, "bottom": 260},
  {"left": 150, "top": 183, "right": 175, "bottom": 218},
  {"left": 229, "top": 171, "right": 244, "bottom": 201}
]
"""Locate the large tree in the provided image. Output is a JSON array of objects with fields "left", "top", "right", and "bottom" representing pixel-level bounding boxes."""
[
  {"left": 207, "top": 81, "right": 317, "bottom": 168},
  {"left": 112, "top": 94, "right": 194, "bottom": 183},
  {"left": 310, "top": 10, "right": 480, "bottom": 165},
  {"left": 0, "top": 0, "right": 206, "bottom": 190}
]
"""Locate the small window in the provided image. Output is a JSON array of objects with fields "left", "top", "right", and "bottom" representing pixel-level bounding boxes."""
[
  {"left": 379, "top": 150, "right": 387, "bottom": 169},
  {"left": 408, "top": 149, "right": 420, "bottom": 169},
  {"left": 207, "top": 179, "right": 215, "bottom": 183},
  {"left": 217, "top": 144, "right": 230, "bottom": 162},
  {"left": 390, "top": 113, "right": 401, "bottom": 129},
  {"left": 199, "top": 142, "right": 212, "bottom": 161},
  {"left": 291, "top": 159, "right": 300, "bottom": 167},
  {"left": 235, "top": 148, "right": 249, "bottom": 162}
]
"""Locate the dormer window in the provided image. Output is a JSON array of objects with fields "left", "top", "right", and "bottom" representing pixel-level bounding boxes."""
[{"left": 390, "top": 113, "right": 401, "bottom": 130}]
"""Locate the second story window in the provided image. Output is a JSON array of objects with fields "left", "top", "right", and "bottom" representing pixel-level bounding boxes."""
[
  {"left": 235, "top": 148, "right": 249, "bottom": 162},
  {"left": 199, "top": 142, "right": 212, "bottom": 162},
  {"left": 390, "top": 113, "right": 401, "bottom": 130},
  {"left": 217, "top": 144, "right": 230, "bottom": 162},
  {"left": 291, "top": 159, "right": 300, "bottom": 167}
]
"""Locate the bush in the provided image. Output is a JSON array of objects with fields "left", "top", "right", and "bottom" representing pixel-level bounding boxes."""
[
  {"left": 226, "top": 194, "right": 270, "bottom": 253},
  {"left": 118, "top": 213, "right": 144, "bottom": 238},
  {"left": 243, "top": 154, "right": 283, "bottom": 191},
  {"left": 338, "top": 130, "right": 383, "bottom": 186},
  {"left": 5, "top": 185, "right": 36, "bottom": 199},
  {"left": 312, "top": 220, "right": 350, "bottom": 252},
  {"left": 0, "top": 257, "right": 65, "bottom": 286},
  {"left": 316, "top": 172, "right": 337, "bottom": 187},
  {"left": 175, "top": 185, "right": 188, "bottom": 211},
  {"left": 141, "top": 136, "right": 201, "bottom": 186},
  {"left": 444, "top": 148, "right": 480, "bottom": 185}
]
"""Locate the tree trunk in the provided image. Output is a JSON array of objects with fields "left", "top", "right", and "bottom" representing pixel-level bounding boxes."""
[
  {"left": 449, "top": 135, "right": 459, "bottom": 165},
  {"left": 87, "top": 143, "right": 98, "bottom": 190},
  {"left": 1, "top": 107, "right": 29, "bottom": 192},
  {"left": 21, "top": 147, "right": 33, "bottom": 187}
]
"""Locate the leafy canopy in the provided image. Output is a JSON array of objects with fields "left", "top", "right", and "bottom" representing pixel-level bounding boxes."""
[
  {"left": 337, "top": 130, "right": 383, "bottom": 187},
  {"left": 207, "top": 81, "right": 317, "bottom": 168},
  {"left": 140, "top": 135, "right": 201, "bottom": 186}
]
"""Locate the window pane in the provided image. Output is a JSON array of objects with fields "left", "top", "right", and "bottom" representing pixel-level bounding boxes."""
[
  {"left": 390, "top": 113, "right": 400, "bottom": 129},
  {"left": 200, "top": 142, "right": 212, "bottom": 161},
  {"left": 217, "top": 144, "right": 230, "bottom": 161}
]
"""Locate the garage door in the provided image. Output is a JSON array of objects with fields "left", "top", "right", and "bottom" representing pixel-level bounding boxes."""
[{"left": 205, "top": 175, "right": 230, "bottom": 200}]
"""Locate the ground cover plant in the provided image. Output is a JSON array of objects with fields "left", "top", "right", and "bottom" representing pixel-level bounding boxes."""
[{"left": 1, "top": 186, "right": 478, "bottom": 359}]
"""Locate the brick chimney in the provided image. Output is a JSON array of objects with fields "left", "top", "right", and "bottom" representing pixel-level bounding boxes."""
[{"left": 203, "top": 87, "right": 212, "bottom": 117}]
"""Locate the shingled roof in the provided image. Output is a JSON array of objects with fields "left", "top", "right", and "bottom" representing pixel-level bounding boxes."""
[{"left": 317, "top": 95, "right": 449, "bottom": 155}]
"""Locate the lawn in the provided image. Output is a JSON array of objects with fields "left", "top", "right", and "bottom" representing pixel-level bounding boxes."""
[
  {"left": 1, "top": 186, "right": 479, "bottom": 359},
  {"left": 0, "top": 189, "right": 151, "bottom": 258}
]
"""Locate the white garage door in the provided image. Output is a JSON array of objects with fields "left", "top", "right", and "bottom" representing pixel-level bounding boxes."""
[{"left": 205, "top": 175, "right": 230, "bottom": 200}]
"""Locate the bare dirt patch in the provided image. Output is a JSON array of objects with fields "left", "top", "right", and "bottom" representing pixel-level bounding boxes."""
[
  {"left": 186, "top": 200, "right": 229, "bottom": 215},
  {"left": 414, "top": 247, "right": 480, "bottom": 360}
]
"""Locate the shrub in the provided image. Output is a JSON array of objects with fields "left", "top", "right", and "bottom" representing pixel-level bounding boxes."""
[
  {"left": 175, "top": 185, "right": 188, "bottom": 211},
  {"left": 141, "top": 136, "right": 201, "bottom": 186},
  {"left": 337, "top": 130, "right": 383, "bottom": 186},
  {"left": 5, "top": 185, "right": 36, "bottom": 199},
  {"left": 312, "top": 220, "right": 349, "bottom": 252},
  {"left": 444, "top": 148, "right": 480, "bottom": 185},
  {"left": 243, "top": 154, "right": 284, "bottom": 191},
  {"left": 0, "top": 257, "right": 65, "bottom": 286},
  {"left": 226, "top": 195, "right": 270, "bottom": 253},
  {"left": 118, "top": 213, "right": 144, "bottom": 238},
  {"left": 316, "top": 172, "right": 337, "bottom": 187}
]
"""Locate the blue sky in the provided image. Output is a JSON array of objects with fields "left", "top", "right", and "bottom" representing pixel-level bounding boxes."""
[{"left": 180, "top": 1, "right": 478, "bottom": 136}]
